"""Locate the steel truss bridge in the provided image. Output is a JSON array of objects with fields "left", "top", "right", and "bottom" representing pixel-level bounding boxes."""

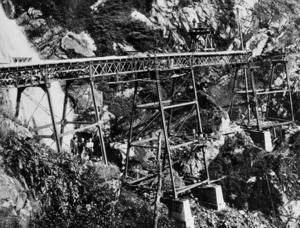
[
  {"left": 0, "top": 51, "right": 249, "bottom": 88},
  {"left": 0, "top": 50, "right": 262, "bottom": 199}
]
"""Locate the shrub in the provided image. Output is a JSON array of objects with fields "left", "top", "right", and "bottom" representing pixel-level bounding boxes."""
[
  {"left": 0, "top": 129, "right": 122, "bottom": 227},
  {"left": 208, "top": 133, "right": 283, "bottom": 215},
  {"left": 0, "top": 126, "right": 168, "bottom": 228}
]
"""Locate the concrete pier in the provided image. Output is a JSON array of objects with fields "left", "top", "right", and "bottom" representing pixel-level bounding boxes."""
[
  {"left": 195, "top": 184, "right": 226, "bottom": 211},
  {"left": 247, "top": 130, "right": 273, "bottom": 152},
  {"left": 161, "top": 198, "right": 194, "bottom": 228}
]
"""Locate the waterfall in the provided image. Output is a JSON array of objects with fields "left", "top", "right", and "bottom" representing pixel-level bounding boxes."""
[{"left": 0, "top": 4, "right": 73, "bottom": 151}]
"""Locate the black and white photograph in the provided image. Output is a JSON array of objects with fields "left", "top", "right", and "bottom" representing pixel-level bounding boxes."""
[{"left": 1, "top": 0, "right": 300, "bottom": 227}]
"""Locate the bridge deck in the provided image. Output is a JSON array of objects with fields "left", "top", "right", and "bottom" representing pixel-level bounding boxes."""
[{"left": 0, "top": 51, "right": 250, "bottom": 89}]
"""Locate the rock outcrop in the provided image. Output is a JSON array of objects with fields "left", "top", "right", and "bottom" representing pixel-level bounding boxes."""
[
  {"left": 12, "top": 7, "right": 97, "bottom": 59},
  {"left": 0, "top": 0, "right": 14, "bottom": 19},
  {"left": 0, "top": 168, "right": 36, "bottom": 228},
  {"left": 15, "top": 8, "right": 67, "bottom": 59},
  {"left": 61, "top": 31, "right": 97, "bottom": 57}
]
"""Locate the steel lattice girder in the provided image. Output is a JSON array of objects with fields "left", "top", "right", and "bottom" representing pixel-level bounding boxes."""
[{"left": 0, "top": 51, "right": 251, "bottom": 88}]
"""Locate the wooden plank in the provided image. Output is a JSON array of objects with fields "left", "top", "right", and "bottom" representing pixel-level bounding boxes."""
[
  {"left": 59, "top": 122, "right": 98, "bottom": 137},
  {"left": 127, "top": 174, "right": 157, "bottom": 185},
  {"left": 29, "top": 121, "right": 62, "bottom": 132},
  {"left": 163, "top": 100, "right": 196, "bottom": 110},
  {"left": 170, "top": 139, "right": 199, "bottom": 150},
  {"left": 136, "top": 100, "right": 172, "bottom": 109},
  {"left": 170, "top": 73, "right": 186, "bottom": 78}
]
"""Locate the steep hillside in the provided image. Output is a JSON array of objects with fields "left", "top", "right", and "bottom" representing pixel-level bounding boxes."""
[
  {"left": 3, "top": 0, "right": 300, "bottom": 57},
  {"left": 2, "top": 0, "right": 300, "bottom": 227}
]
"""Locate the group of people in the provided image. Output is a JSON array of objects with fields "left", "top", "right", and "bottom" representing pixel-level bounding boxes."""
[{"left": 70, "top": 135, "right": 95, "bottom": 160}]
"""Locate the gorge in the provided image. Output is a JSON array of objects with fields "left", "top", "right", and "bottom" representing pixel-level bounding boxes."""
[{"left": 1, "top": 0, "right": 300, "bottom": 228}]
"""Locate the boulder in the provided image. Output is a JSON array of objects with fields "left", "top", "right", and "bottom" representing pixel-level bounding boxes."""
[
  {"left": 131, "top": 10, "right": 154, "bottom": 27},
  {"left": 180, "top": 133, "right": 226, "bottom": 176},
  {"left": 91, "top": 0, "right": 108, "bottom": 11},
  {"left": 16, "top": 12, "right": 30, "bottom": 26},
  {"left": 40, "top": 46, "right": 53, "bottom": 59},
  {"left": 246, "top": 32, "right": 269, "bottom": 57},
  {"left": 52, "top": 25, "right": 64, "bottom": 35},
  {"left": 19, "top": 209, "right": 30, "bottom": 228},
  {"left": 28, "top": 18, "right": 46, "bottom": 29},
  {"left": 1, "top": 0, "right": 15, "bottom": 19},
  {"left": 61, "top": 31, "right": 97, "bottom": 57},
  {"left": 279, "top": 196, "right": 300, "bottom": 228},
  {"left": 54, "top": 46, "right": 68, "bottom": 59},
  {"left": 27, "top": 7, "right": 42, "bottom": 19},
  {"left": 0, "top": 170, "right": 33, "bottom": 228}
]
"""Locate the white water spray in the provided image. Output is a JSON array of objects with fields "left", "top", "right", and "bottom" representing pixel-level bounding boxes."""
[{"left": 0, "top": 4, "right": 73, "bottom": 151}]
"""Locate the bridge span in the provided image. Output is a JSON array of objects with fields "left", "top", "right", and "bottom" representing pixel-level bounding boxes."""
[{"left": 0, "top": 51, "right": 250, "bottom": 88}]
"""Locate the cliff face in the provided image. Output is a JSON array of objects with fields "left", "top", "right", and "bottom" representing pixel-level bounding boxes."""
[
  {"left": 0, "top": 169, "right": 36, "bottom": 228},
  {"left": 3, "top": 0, "right": 300, "bottom": 59},
  {"left": 130, "top": 0, "right": 300, "bottom": 55},
  {"left": 0, "top": 113, "right": 36, "bottom": 228}
]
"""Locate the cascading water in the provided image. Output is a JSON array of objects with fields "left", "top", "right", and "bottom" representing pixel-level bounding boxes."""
[{"left": 0, "top": 4, "right": 73, "bottom": 151}]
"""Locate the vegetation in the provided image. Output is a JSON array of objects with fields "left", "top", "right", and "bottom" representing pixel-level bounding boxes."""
[
  {"left": 208, "top": 133, "right": 283, "bottom": 215},
  {"left": 4, "top": 0, "right": 300, "bottom": 226},
  {"left": 0, "top": 119, "right": 168, "bottom": 227}
]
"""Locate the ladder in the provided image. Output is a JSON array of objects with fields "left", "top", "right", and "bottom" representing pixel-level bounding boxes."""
[{"left": 229, "top": 56, "right": 294, "bottom": 130}]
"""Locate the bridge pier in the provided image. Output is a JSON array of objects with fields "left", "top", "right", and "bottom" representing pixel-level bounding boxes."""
[
  {"left": 15, "top": 87, "right": 25, "bottom": 118},
  {"left": 56, "top": 75, "right": 107, "bottom": 163},
  {"left": 41, "top": 84, "right": 62, "bottom": 153},
  {"left": 12, "top": 72, "right": 108, "bottom": 161},
  {"left": 89, "top": 76, "right": 107, "bottom": 164},
  {"left": 161, "top": 198, "right": 195, "bottom": 228},
  {"left": 124, "top": 64, "right": 207, "bottom": 199},
  {"left": 230, "top": 58, "right": 294, "bottom": 131},
  {"left": 60, "top": 81, "right": 71, "bottom": 147}
]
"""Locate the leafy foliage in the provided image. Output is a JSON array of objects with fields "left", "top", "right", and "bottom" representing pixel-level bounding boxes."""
[
  {"left": 0, "top": 125, "right": 172, "bottom": 227},
  {"left": 33, "top": 165, "right": 119, "bottom": 228},
  {"left": 208, "top": 133, "right": 283, "bottom": 215},
  {"left": 114, "top": 189, "right": 154, "bottom": 228},
  {"left": 0, "top": 129, "right": 121, "bottom": 227}
]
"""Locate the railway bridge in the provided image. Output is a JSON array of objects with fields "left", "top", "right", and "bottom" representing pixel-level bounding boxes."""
[{"left": 0, "top": 50, "right": 294, "bottom": 201}]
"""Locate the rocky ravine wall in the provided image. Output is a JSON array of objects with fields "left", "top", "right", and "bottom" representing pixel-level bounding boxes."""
[
  {"left": 0, "top": 114, "right": 36, "bottom": 228},
  {"left": 1, "top": 0, "right": 97, "bottom": 60},
  {"left": 3, "top": 0, "right": 300, "bottom": 60},
  {"left": 16, "top": 8, "right": 97, "bottom": 59},
  {"left": 129, "top": 0, "right": 300, "bottom": 55},
  {"left": 0, "top": 168, "right": 37, "bottom": 228}
]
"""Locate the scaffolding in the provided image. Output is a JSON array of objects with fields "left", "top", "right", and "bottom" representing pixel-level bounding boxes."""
[
  {"left": 14, "top": 67, "right": 108, "bottom": 164},
  {"left": 1, "top": 51, "right": 250, "bottom": 199},
  {"left": 124, "top": 53, "right": 214, "bottom": 199},
  {"left": 229, "top": 55, "right": 294, "bottom": 131},
  {"left": 188, "top": 20, "right": 215, "bottom": 52}
]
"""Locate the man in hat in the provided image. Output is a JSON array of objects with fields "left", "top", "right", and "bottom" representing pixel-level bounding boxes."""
[
  {"left": 86, "top": 138, "right": 94, "bottom": 159},
  {"left": 70, "top": 135, "right": 78, "bottom": 155}
]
